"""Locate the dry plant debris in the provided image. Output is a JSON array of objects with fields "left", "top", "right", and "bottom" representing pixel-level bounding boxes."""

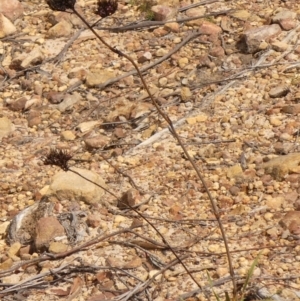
[{"left": 1, "top": 0, "right": 300, "bottom": 300}]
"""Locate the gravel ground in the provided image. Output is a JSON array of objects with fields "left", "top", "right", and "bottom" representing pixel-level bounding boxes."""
[{"left": 1, "top": 0, "right": 300, "bottom": 300}]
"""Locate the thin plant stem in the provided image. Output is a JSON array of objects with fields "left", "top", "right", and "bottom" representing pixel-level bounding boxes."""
[{"left": 70, "top": 7, "right": 236, "bottom": 297}]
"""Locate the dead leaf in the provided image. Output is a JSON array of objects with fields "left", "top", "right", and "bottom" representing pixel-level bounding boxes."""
[
  {"left": 87, "top": 292, "right": 115, "bottom": 301},
  {"left": 50, "top": 288, "right": 70, "bottom": 296},
  {"left": 67, "top": 276, "right": 83, "bottom": 301},
  {"left": 123, "top": 256, "right": 142, "bottom": 269}
]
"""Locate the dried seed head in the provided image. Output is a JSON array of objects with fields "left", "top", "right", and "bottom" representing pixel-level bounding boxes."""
[
  {"left": 42, "top": 148, "right": 72, "bottom": 171},
  {"left": 46, "top": 0, "right": 76, "bottom": 11},
  {"left": 96, "top": 0, "right": 118, "bottom": 18}
]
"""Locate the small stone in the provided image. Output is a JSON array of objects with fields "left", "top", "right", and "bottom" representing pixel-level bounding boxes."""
[
  {"left": 209, "top": 46, "right": 225, "bottom": 57},
  {"left": 0, "top": 116, "right": 14, "bottom": 138},
  {"left": 61, "top": 130, "right": 76, "bottom": 141},
  {"left": 280, "top": 211, "right": 300, "bottom": 229},
  {"left": 186, "top": 7, "right": 206, "bottom": 18},
  {"left": 216, "top": 267, "right": 229, "bottom": 277},
  {"left": 279, "top": 133, "right": 292, "bottom": 141},
  {"left": 35, "top": 216, "right": 65, "bottom": 251},
  {"left": 271, "top": 41, "right": 288, "bottom": 52},
  {"left": 230, "top": 10, "right": 251, "bottom": 21},
  {"left": 48, "top": 20, "right": 72, "bottom": 38},
  {"left": 186, "top": 114, "right": 208, "bottom": 125},
  {"left": 68, "top": 67, "right": 87, "bottom": 80},
  {"left": 148, "top": 269, "right": 162, "bottom": 280},
  {"left": 269, "top": 116, "right": 282, "bottom": 126},
  {"left": 153, "top": 27, "right": 168, "bottom": 37},
  {"left": 279, "top": 19, "right": 297, "bottom": 31},
  {"left": 272, "top": 10, "right": 297, "bottom": 31},
  {"left": 178, "top": 57, "right": 189, "bottom": 68},
  {"left": 86, "top": 70, "right": 116, "bottom": 87},
  {"left": 84, "top": 134, "right": 110, "bottom": 149},
  {"left": 180, "top": 86, "right": 192, "bottom": 102},
  {"left": 0, "top": 221, "right": 10, "bottom": 235},
  {"left": 57, "top": 92, "right": 81, "bottom": 112},
  {"left": 0, "top": 258, "right": 13, "bottom": 270},
  {"left": 8, "top": 242, "right": 21, "bottom": 257},
  {"left": 229, "top": 186, "right": 240, "bottom": 196},
  {"left": 20, "top": 47, "right": 44, "bottom": 69},
  {"left": 0, "top": 13, "right": 16, "bottom": 38},
  {"left": 266, "top": 197, "right": 283, "bottom": 209},
  {"left": 7, "top": 96, "right": 27, "bottom": 111},
  {"left": 199, "top": 21, "right": 222, "bottom": 35},
  {"left": 151, "top": 5, "right": 177, "bottom": 21},
  {"left": 27, "top": 110, "right": 41, "bottom": 127},
  {"left": 118, "top": 189, "right": 141, "bottom": 209},
  {"left": 163, "top": 22, "right": 179, "bottom": 32},
  {"left": 76, "top": 120, "right": 101, "bottom": 133},
  {"left": 264, "top": 212, "right": 273, "bottom": 221},
  {"left": 155, "top": 48, "right": 168, "bottom": 57},
  {"left": 138, "top": 51, "right": 152, "bottom": 63},
  {"left": 48, "top": 242, "right": 68, "bottom": 253},
  {"left": 158, "top": 77, "right": 168, "bottom": 87},
  {"left": 47, "top": 91, "right": 64, "bottom": 104},
  {"left": 269, "top": 85, "right": 289, "bottom": 98},
  {"left": 87, "top": 214, "right": 102, "bottom": 228}
]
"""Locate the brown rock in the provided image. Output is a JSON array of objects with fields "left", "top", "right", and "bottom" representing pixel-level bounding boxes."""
[
  {"left": 199, "top": 21, "right": 222, "bottom": 35},
  {"left": 272, "top": 10, "right": 297, "bottom": 31},
  {"left": 281, "top": 104, "right": 300, "bottom": 114},
  {"left": 87, "top": 214, "right": 101, "bottom": 228},
  {"left": 138, "top": 51, "right": 152, "bottom": 63},
  {"left": 280, "top": 211, "right": 300, "bottom": 234},
  {"left": 229, "top": 186, "right": 240, "bottom": 196},
  {"left": 118, "top": 189, "right": 141, "bottom": 209},
  {"left": 35, "top": 216, "right": 65, "bottom": 251},
  {"left": 151, "top": 5, "right": 177, "bottom": 21},
  {"left": 47, "top": 91, "right": 64, "bottom": 104},
  {"left": 27, "top": 110, "right": 41, "bottom": 127},
  {"left": 209, "top": 46, "right": 225, "bottom": 57},
  {"left": 164, "top": 22, "right": 180, "bottom": 33},
  {"left": 0, "top": 0, "right": 23, "bottom": 22},
  {"left": 84, "top": 134, "right": 110, "bottom": 149},
  {"left": 48, "top": 20, "right": 72, "bottom": 38},
  {"left": 8, "top": 96, "right": 27, "bottom": 111}
]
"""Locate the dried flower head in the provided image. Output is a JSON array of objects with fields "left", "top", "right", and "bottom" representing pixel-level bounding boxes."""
[
  {"left": 96, "top": 0, "right": 118, "bottom": 18},
  {"left": 42, "top": 148, "right": 72, "bottom": 171},
  {"left": 45, "top": 0, "right": 76, "bottom": 11}
]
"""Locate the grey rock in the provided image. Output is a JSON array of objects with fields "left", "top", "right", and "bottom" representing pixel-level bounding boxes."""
[
  {"left": 57, "top": 92, "right": 81, "bottom": 112},
  {"left": 269, "top": 85, "right": 289, "bottom": 98},
  {"left": 242, "top": 24, "right": 281, "bottom": 53}
]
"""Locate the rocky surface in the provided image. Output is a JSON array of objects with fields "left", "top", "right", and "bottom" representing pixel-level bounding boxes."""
[{"left": 1, "top": 0, "right": 300, "bottom": 300}]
